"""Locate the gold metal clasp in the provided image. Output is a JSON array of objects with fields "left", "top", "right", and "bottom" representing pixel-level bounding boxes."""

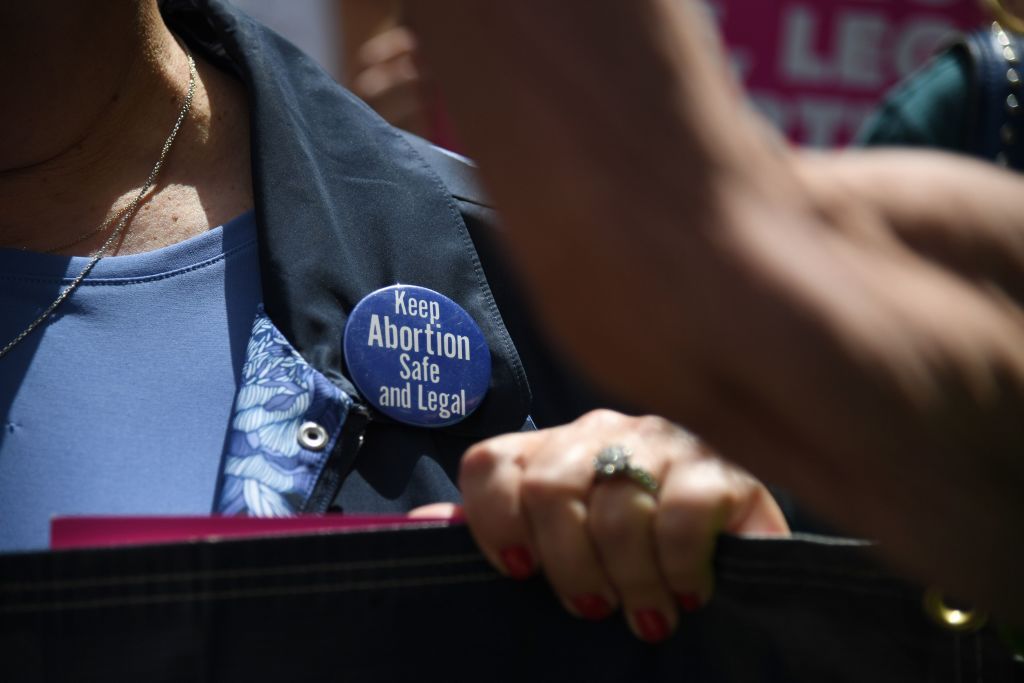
[{"left": 923, "top": 587, "right": 988, "bottom": 633}]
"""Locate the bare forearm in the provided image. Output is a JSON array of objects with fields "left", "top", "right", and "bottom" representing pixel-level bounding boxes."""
[
  {"left": 408, "top": 1, "right": 1024, "bottom": 614},
  {"left": 405, "top": 0, "right": 804, "bottom": 403},
  {"left": 406, "top": 1, "right": 793, "bottom": 214}
]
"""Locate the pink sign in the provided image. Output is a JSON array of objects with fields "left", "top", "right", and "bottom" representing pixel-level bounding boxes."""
[
  {"left": 50, "top": 515, "right": 456, "bottom": 550},
  {"left": 711, "top": 0, "right": 986, "bottom": 146}
]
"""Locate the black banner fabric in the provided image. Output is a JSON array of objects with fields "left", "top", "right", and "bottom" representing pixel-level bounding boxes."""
[{"left": 0, "top": 525, "right": 1019, "bottom": 682}]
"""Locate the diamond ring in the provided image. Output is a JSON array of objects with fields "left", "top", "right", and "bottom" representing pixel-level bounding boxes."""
[{"left": 593, "top": 445, "right": 659, "bottom": 494}]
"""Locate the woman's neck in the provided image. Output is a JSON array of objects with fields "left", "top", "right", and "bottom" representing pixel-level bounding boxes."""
[{"left": 0, "top": 0, "right": 253, "bottom": 255}]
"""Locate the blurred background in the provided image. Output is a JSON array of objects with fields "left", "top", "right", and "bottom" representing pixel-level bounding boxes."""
[{"left": 232, "top": 0, "right": 985, "bottom": 149}]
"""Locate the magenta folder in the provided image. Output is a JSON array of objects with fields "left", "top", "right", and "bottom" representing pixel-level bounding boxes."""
[{"left": 50, "top": 514, "right": 453, "bottom": 550}]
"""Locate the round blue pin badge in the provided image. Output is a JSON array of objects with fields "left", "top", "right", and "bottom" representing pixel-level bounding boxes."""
[{"left": 343, "top": 285, "right": 492, "bottom": 427}]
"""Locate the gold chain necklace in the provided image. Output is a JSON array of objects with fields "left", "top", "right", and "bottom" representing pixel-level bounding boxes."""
[{"left": 0, "top": 44, "right": 197, "bottom": 361}]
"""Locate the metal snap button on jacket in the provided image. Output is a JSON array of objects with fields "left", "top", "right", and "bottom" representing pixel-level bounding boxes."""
[{"left": 298, "top": 421, "right": 329, "bottom": 451}]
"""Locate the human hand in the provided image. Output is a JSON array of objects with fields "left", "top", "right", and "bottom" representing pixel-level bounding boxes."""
[
  {"left": 452, "top": 409, "right": 788, "bottom": 642},
  {"left": 350, "top": 25, "right": 433, "bottom": 137}
]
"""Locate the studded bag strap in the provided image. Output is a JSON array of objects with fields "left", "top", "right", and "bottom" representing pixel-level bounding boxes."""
[{"left": 964, "top": 22, "right": 1024, "bottom": 170}]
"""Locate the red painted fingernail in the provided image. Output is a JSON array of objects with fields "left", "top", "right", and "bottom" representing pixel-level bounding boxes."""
[
  {"left": 498, "top": 546, "right": 534, "bottom": 579},
  {"left": 632, "top": 609, "right": 671, "bottom": 643},
  {"left": 570, "top": 594, "right": 612, "bottom": 621},
  {"left": 677, "top": 592, "right": 703, "bottom": 612}
]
